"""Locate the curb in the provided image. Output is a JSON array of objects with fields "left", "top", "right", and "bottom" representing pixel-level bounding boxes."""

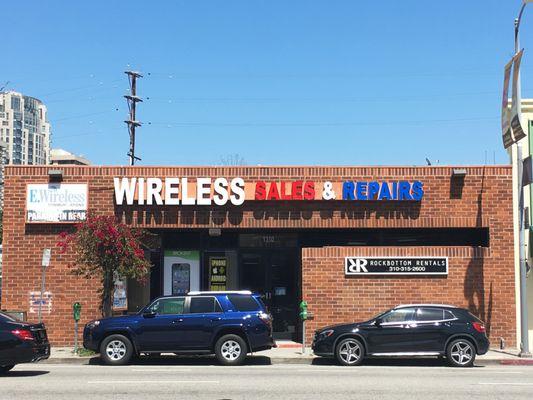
[
  {"left": 42, "top": 357, "right": 95, "bottom": 365},
  {"left": 40, "top": 356, "right": 533, "bottom": 366}
]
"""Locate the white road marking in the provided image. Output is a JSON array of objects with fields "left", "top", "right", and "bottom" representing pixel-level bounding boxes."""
[
  {"left": 296, "top": 367, "right": 526, "bottom": 374},
  {"left": 130, "top": 368, "right": 193, "bottom": 372},
  {"left": 87, "top": 380, "right": 220, "bottom": 384},
  {"left": 478, "top": 382, "right": 533, "bottom": 386}
]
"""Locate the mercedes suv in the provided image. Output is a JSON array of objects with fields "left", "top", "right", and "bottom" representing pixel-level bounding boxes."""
[
  {"left": 312, "top": 304, "right": 489, "bottom": 367},
  {"left": 83, "top": 291, "right": 275, "bottom": 366}
]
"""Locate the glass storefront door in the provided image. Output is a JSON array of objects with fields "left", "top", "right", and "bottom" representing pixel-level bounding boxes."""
[{"left": 239, "top": 250, "right": 299, "bottom": 341}]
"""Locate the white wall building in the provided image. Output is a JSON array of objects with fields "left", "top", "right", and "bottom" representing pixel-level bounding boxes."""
[
  {"left": 0, "top": 91, "right": 51, "bottom": 166},
  {"left": 50, "top": 148, "right": 90, "bottom": 166},
  {"left": 510, "top": 99, "right": 533, "bottom": 352}
]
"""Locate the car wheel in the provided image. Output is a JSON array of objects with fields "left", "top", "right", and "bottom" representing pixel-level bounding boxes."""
[
  {"left": 336, "top": 338, "right": 365, "bottom": 366},
  {"left": 0, "top": 365, "right": 14, "bottom": 374},
  {"left": 215, "top": 334, "right": 248, "bottom": 366},
  {"left": 100, "top": 334, "right": 134, "bottom": 366},
  {"left": 446, "top": 339, "right": 476, "bottom": 367}
]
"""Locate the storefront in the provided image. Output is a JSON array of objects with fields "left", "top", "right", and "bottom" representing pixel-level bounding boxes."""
[{"left": 0, "top": 165, "right": 518, "bottom": 346}]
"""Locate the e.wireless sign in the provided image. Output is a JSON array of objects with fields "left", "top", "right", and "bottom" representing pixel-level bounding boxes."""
[
  {"left": 26, "top": 184, "right": 88, "bottom": 223},
  {"left": 113, "top": 178, "right": 425, "bottom": 206}
]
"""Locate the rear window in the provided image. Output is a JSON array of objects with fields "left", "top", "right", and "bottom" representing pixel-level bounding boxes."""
[
  {"left": 227, "top": 295, "right": 261, "bottom": 312},
  {"left": 189, "top": 297, "right": 222, "bottom": 313},
  {"left": 0, "top": 311, "right": 21, "bottom": 322},
  {"left": 416, "top": 308, "right": 445, "bottom": 321},
  {"left": 467, "top": 311, "right": 483, "bottom": 323}
]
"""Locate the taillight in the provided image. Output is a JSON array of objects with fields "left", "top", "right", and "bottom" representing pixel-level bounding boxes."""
[
  {"left": 258, "top": 311, "right": 272, "bottom": 325},
  {"left": 12, "top": 329, "right": 34, "bottom": 341},
  {"left": 472, "top": 322, "right": 486, "bottom": 333}
]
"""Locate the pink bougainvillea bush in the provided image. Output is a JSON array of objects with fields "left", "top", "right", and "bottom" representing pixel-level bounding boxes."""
[{"left": 57, "top": 216, "right": 151, "bottom": 317}]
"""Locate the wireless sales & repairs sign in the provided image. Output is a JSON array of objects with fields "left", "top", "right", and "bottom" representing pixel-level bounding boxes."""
[{"left": 113, "top": 177, "right": 424, "bottom": 206}]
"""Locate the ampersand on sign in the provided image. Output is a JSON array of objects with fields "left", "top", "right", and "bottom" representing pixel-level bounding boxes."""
[{"left": 322, "top": 181, "right": 336, "bottom": 200}]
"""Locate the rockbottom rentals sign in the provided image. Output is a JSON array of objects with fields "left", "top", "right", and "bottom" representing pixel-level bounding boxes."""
[
  {"left": 345, "top": 257, "right": 448, "bottom": 276},
  {"left": 113, "top": 177, "right": 425, "bottom": 206}
]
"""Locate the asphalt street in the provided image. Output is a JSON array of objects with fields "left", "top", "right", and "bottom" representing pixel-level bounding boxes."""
[{"left": 1, "top": 359, "right": 532, "bottom": 400}]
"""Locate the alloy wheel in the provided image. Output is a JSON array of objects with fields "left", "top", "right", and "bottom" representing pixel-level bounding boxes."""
[
  {"left": 339, "top": 339, "right": 362, "bottom": 365},
  {"left": 221, "top": 340, "right": 242, "bottom": 361},
  {"left": 450, "top": 341, "right": 473, "bottom": 366},
  {"left": 106, "top": 340, "right": 127, "bottom": 361}
]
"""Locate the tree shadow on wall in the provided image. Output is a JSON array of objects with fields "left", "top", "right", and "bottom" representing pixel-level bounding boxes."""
[{"left": 463, "top": 167, "right": 493, "bottom": 335}]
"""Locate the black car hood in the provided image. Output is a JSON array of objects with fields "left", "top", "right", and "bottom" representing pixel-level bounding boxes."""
[{"left": 316, "top": 320, "right": 373, "bottom": 333}]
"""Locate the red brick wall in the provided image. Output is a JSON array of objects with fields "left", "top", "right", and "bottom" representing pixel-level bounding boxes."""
[
  {"left": 302, "top": 246, "right": 516, "bottom": 347},
  {"left": 0, "top": 165, "right": 514, "bottom": 346}
]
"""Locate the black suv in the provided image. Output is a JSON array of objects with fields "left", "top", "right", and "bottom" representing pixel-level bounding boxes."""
[
  {"left": 312, "top": 304, "right": 489, "bottom": 367},
  {"left": 84, "top": 291, "right": 275, "bottom": 366}
]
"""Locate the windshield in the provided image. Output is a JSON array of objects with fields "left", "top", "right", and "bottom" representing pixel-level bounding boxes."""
[{"left": 374, "top": 308, "right": 393, "bottom": 320}]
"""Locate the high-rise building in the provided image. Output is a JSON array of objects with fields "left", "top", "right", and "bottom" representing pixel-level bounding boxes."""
[{"left": 0, "top": 91, "right": 51, "bottom": 166}]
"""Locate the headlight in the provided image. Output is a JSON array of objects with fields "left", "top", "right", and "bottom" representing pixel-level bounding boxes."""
[
  {"left": 87, "top": 320, "right": 101, "bottom": 329},
  {"left": 318, "top": 329, "right": 334, "bottom": 339}
]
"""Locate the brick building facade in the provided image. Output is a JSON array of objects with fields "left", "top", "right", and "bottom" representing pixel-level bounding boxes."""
[{"left": 0, "top": 165, "right": 516, "bottom": 347}]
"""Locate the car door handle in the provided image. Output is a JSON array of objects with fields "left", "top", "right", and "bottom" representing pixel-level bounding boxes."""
[
  {"left": 210, "top": 317, "right": 222, "bottom": 322},
  {"left": 172, "top": 318, "right": 184, "bottom": 324}
]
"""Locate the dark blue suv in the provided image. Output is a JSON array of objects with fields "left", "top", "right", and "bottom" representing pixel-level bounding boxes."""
[{"left": 83, "top": 291, "right": 275, "bottom": 366}]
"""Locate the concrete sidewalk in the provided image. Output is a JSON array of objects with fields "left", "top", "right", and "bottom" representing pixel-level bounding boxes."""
[{"left": 44, "top": 346, "right": 533, "bottom": 366}]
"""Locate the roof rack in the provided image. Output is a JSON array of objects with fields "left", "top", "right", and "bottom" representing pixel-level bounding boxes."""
[
  {"left": 187, "top": 290, "right": 252, "bottom": 296},
  {"left": 395, "top": 304, "right": 457, "bottom": 309}
]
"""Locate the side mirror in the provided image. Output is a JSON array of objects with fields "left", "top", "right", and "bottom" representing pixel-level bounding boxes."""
[
  {"left": 375, "top": 318, "right": 383, "bottom": 327},
  {"left": 142, "top": 311, "right": 156, "bottom": 319}
]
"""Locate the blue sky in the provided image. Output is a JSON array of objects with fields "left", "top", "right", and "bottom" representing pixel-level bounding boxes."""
[{"left": 2, "top": 0, "right": 532, "bottom": 166}]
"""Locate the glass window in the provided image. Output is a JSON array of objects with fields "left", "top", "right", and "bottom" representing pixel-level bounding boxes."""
[
  {"left": 11, "top": 97, "right": 20, "bottom": 112},
  {"left": 148, "top": 297, "right": 185, "bottom": 315},
  {"left": 444, "top": 310, "right": 456, "bottom": 320},
  {"left": 227, "top": 295, "right": 261, "bottom": 312},
  {"left": 189, "top": 297, "right": 222, "bottom": 313},
  {"left": 416, "top": 308, "right": 445, "bottom": 322},
  {"left": 380, "top": 308, "right": 415, "bottom": 323},
  {"left": 0, "top": 311, "right": 22, "bottom": 322}
]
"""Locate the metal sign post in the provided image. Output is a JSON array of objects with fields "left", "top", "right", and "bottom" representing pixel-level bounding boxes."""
[{"left": 38, "top": 249, "right": 51, "bottom": 323}]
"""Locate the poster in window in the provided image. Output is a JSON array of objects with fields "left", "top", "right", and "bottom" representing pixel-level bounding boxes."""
[
  {"left": 172, "top": 263, "right": 191, "bottom": 296},
  {"left": 163, "top": 250, "right": 199, "bottom": 296},
  {"left": 209, "top": 257, "right": 227, "bottom": 291},
  {"left": 113, "top": 277, "right": 127, "bottom": 311}
]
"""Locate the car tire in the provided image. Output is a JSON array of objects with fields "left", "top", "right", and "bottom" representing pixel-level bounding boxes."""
[
  {"left": 446, "top": 338, "right": 476, "bottom": 368},
  {"left": 335, "top": 337, "right": 365, "bottom": 366},
  {"left": 215, "top": 334, "right": 248, "bottom": 366},
  {"left": 0, "top": 365, "right": 14, "bottom": 374},
  {"left": 100, "top": 334, "right": 134, "bottom": 366}
]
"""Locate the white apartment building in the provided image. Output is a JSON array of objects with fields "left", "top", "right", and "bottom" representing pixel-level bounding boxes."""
[
  {"left": 0, "top": 91, "right": 51, "bottom": 166},
  {"left": 50, "top": 148, "right": 90, "bottom": 165}
]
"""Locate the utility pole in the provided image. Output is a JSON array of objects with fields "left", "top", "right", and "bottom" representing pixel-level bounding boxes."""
[{"left": 124, "top": 71, "right": 143, "bottom": 166}]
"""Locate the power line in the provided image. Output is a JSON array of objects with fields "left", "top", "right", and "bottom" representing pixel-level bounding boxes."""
[
  {"left": 145, "top": 116, "right": 498, "bottom": 128},
  {"left": 143, "top": 90, "right": 530, "bottom": 104},
  {"left": 53, "top": 109, "right": 119, "bottom": 123}
]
